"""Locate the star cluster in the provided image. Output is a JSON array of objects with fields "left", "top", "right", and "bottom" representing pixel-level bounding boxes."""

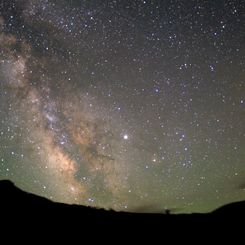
[{"left": 0, "top": 0, "right": 244, "bottom": 213}]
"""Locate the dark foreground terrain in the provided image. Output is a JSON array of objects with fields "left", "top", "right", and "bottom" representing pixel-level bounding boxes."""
[{"left": 0, "top": 180, "right": 244, "bottom": 232}]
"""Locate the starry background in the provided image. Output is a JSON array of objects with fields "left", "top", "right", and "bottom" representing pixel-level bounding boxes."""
[{"left": 0, "top": 0, "right": 244, "bottom": 213}]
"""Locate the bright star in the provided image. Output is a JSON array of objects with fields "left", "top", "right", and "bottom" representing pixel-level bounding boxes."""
[{"left": 123, "top": 134, "right": 128, "bottom": 140}]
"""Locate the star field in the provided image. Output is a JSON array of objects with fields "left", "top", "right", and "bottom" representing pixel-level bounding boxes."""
[{"left": 0, "top": 0, "right": 244, "bottom": 213}]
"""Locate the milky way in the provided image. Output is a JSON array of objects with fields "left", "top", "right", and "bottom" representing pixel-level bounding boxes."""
[{"left": 0, "top": 0, "right": 244, "bottom": 213}]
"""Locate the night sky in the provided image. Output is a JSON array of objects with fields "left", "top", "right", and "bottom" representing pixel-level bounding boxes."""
[{"left": 0, "top": 0, "right": 244, "bottom": 213}]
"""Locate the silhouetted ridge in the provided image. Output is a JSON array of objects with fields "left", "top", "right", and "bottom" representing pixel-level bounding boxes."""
[
  {"left": 0, "top": 179, "right": 55, "bottom": 206},
  {"left": 0, "top": 179, "right": 15, "bottom": 189},
  {"left": 212, "top": 200, "right": 245, "bottom": 215},
  {"left": 0, "top": 180, "right": 244, "bottom": 227}
]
